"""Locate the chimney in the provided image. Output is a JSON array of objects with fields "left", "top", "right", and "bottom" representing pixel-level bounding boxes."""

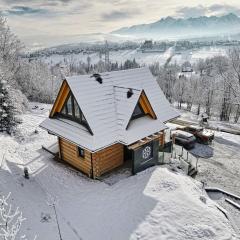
[
  {"left": 91, "top": 73, "right": 103, "bottom": 84},
  {"left": 127, "top": 89, "right": 134, "bottom": 98}
]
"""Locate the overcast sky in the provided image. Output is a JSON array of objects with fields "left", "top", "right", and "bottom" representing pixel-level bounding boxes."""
[{"left": 1, "top": 0, "right": 240, "bottom": 48}]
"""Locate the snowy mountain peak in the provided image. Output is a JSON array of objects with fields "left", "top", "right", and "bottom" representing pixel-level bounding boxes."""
[{"left": 112, "top": 13, "right": 240, "bottom": 39}]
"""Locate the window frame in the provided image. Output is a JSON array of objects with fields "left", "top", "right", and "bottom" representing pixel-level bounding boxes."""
[{"left": 78, "top": 146, "right": 85, "bottom": 158}]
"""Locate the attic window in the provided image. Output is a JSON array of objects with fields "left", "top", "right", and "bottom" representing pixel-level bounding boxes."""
[
  {"left": 60, "top": 94, "right": 87, "bottom": 125},
  {"left": 91, "top": 73, "right": 103, "bottom": 84},
  {"left": 58, "top": 92, "right": 93, "bottom": 135},
  {"left": 127, "top": 89, "right": 134, "bottom": 98}
]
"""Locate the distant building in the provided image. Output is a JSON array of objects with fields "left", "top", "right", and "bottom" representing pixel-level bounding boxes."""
[
  {"left": 141, "top": 40, "right": 153, "bottom": 49},
  {"left": 182, "top": 61, "right": 193, "bottom": 73}
]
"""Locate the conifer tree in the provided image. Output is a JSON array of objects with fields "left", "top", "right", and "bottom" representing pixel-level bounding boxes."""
[{"left": 0, "top": 74, "right": 17, "bottom": 134}]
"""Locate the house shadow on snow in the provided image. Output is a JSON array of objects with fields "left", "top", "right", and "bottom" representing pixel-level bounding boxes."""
[
  {"left": 0, "top": 159, "right": 60, "bottom": 240},
  {"left": 1, "top": 150, "right": 159, "bottom": 240}
]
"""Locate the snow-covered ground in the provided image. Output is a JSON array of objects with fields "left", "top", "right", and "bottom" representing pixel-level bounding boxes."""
[
  {"left": 41, "top": 46, "right": 227, "bottom": 66},
  {"left": 178, "top": 108, "right": 240, "bottom": 132},
  {"left": 0, "top": 103, "right": 238, "bottom": 239},
  {"left": 196, "top": 131, "right": 240, "bottom": 195},
  {"left": 176, "top": 108, "right": 240, "bottom": 196}
]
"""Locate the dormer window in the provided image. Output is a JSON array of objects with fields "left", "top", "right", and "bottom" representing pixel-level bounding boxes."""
[
  {"left": 126, "top": 91, "right": 157, "bottom": 129},
  {"left": 132, "top": 103, "right": 145, "bottom": 120}
]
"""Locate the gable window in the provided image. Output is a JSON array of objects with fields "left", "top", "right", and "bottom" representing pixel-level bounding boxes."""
[
  {"left": 60, "top": 92, "right": 86, "bottom": 124},
  {"left": 66, "top": 96, "right": 73, "bottom": 116},
  {"left": 74, "top": 99, "right": 80, "bottom": 118},
  {"left": 132, "top": 103, "right": 145, "bottom": 120},
  {"left": 78, "top": 147, "right": 85, "bottom": 158},
  {"left": 57, "top": 92, "right": 93, "bottom": 135}
]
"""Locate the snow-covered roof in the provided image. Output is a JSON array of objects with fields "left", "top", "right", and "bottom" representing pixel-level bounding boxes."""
[
  {"left": 171, "top": 130, "right": 194, "bottom": 138},
  {"left": 40, "top": 67, "right": 179, "bottom": 152}
]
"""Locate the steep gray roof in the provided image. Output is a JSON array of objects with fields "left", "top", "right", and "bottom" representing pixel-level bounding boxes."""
[{"left": 40, "top": 67, "right": 179, "bottom": 152}]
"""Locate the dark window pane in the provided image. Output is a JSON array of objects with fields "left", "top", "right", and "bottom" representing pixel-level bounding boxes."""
[
  {"left": 133, "top": 103, "right": 144, "bottom": 118},
  {"left": 74, "top": 99, "right": 81, "bottom": 119},
  {"left": 61, "top": 105, "right": 67, "bottom": 115},
  {"left": 66, "top": 96, "right": 73, "bottom": 116}
]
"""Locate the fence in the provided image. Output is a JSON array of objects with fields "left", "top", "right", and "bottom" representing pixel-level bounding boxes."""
[
  {"left": 158, "top": 141, "right": 173, "bottom": 164},
  {"left": 158, "top": 142, "right": 199, "bottom": 175},
  {"left": 172, "top": 144, "right": 199, "bottom": 173}
]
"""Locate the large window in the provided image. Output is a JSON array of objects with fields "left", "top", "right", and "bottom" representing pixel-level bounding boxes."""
[{"left": 57, "top": 92, "right": 92, "bottom": 134}]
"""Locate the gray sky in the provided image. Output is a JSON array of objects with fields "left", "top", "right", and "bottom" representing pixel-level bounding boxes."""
[{"left": 1, "top": 0, "right": 240, "bottom": 48}]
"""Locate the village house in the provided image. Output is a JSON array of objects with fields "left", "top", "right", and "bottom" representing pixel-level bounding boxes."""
[{"left": 40, "top": 67, "right": 179, "bottom": 178}]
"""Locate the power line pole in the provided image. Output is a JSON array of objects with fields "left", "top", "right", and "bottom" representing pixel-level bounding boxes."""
[{"left": 104, "top": 40, "right": 110, "bottom": 71}]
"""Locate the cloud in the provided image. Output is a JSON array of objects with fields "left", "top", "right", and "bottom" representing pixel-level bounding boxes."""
[
  {"left": 175, "top": 5, "right": 208, "bottom": 18},
  {"left": 4, "top": 6, "right": 47, "bottom": 15},
  {"left": 175, "top": 4, "right": 240, "bottom": 18},
  {"left": 2, "top": 0, "right": 72, "bottom": 4},
  {"left": 101, "top": 9, "right": 140, "bottom": 21},
  {"left": 0, "top": 1, "right": 92, "bottom": 18},
  {"left": 209, "top": 4, "right": 240, "bottom": 16}
]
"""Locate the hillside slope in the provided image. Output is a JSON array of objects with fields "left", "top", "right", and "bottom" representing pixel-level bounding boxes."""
[{"left": 0, "top": 103, "right": 237, "bottom": 240}]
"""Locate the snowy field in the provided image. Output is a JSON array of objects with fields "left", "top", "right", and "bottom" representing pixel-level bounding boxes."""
[
  {"left": 0, "top": 103, "right": 239, "bottom": 239},
  {"left": 41, "top": 46, "right": 227, "bottom": 66}
]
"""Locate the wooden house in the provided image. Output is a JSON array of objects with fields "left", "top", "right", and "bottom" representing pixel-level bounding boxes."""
[{"left": 40, "top": 67, "right": 179, "bottom": 178}]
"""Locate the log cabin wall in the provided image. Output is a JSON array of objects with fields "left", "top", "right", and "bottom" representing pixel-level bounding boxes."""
[
  {"left": 92, "top": 144, "right": 124, "bottom": 178},
  {"left": 59, "top": 138, "right": 92, "bottom": 177},
  {"left": 58, "top": 134, "right": 163, "bottom": 178}
]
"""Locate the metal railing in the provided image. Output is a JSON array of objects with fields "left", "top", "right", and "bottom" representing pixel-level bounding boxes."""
[
  {"left": 158, "top": 142, "right": 199, "bottom": 174},
  {"left": 172, "top": 144, "right": 199, "bottom": 170}
]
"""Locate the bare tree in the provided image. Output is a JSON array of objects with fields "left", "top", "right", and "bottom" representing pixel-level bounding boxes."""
[{"left": 0, "top": 193, "right": 35, "bottom": 240}]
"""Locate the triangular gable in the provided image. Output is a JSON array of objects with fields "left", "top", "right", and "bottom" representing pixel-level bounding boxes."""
[
  {"left": 126, "top": 90, "right": 157, "bottom": 129},
  {"left": 49, "top": 80, "right": 93, "bottom": 135},
  {"left": 50, "top": 80, "right": 70, "bottom": 117},
  {"left": 138, "top": 90, "right": 157, "bottom": 119}
]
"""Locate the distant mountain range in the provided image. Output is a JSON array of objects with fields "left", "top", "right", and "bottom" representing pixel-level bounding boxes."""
[{"left": 112, "top": 13, "right": 240, "bottom": 39}]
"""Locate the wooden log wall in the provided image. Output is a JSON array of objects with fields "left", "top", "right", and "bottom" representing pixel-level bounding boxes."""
[
  {"left": 59, "top": 138, "right": 124, "bottom": 179},
  {"left": 59, "top": 138, "right": 92, "bottom": 177},
  {"left": 92, "top": 144, "right": 124, "bottom": 178}
]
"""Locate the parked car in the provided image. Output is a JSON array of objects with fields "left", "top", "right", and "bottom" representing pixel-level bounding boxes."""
[
  {"left": 177, "top": 125, "right": 214, "bottom": 144},
  {"left": 170, "top": 130, "right": 196, "bottom": 149}
]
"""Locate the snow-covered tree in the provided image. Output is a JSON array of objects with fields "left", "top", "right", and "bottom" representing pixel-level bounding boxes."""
[
  {"left": 0, "top": 70, "right": 17, "bottom": 133},
  {"left": 0, "top": 193, "right": 27, "bottom": 240}
]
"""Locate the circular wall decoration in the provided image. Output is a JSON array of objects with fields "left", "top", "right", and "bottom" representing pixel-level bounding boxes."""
[{"left": 142, "top": 146, "right": 152, "bottom": 159}]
